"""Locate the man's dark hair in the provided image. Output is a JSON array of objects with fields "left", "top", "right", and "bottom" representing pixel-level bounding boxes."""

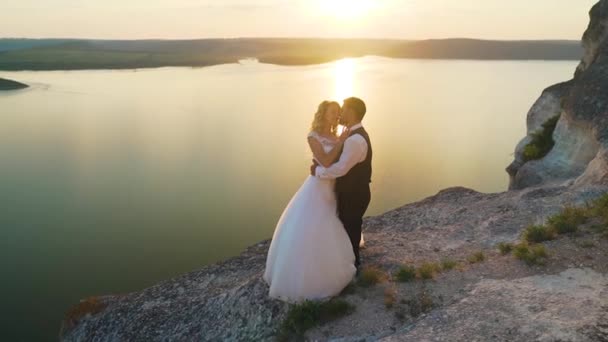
[{"left": 344, "top": 97, "right": 366, "bottom": 120}]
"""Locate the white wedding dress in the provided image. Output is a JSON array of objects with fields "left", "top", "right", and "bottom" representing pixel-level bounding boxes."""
[{"left": 263, "top": 132, "right": 357, "bottom": 303}]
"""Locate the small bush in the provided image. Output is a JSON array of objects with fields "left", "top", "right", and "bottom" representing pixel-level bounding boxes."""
[
  {"left": 590, "top": 224, "right": 608, "bottom": 233},
  {"left": 394, "top": 309, "right": 406, "bottom": 321},
  {"left": 531, "top": 244, "right": 548, "bottom": 258},
  {"left": 513, "top": 242, "right": 548, "bottom": 266},
  {"left": 577, "top": 240, "right": 596, "bottom": 248},
  {"left": 384, "top": 286, "right": 397, "bottom": 309},
  {"left": 589, "top": 193, "right": 608, "bottom": 222},
  {"left": 395, "top": 265, "right": 416, "bottom": 283},
  {"left": 357, "top": 266, "right": 385, "bottom": 287},
  {"left": 277, "top": 299, "right": 355, "bottom": 340},
  {"left": 402, "top": 290, "right": 434, "bottom": 318},
  {"left": 441, "top": 258, "right": 458, "bottom": 271},
  {"left": 417, "top": 262, "right": 440, "bottom": 280},
  {"left": 63, "top": 296, "right": 107, "bottom": 332},
  {"left": 467, "top": 251, "right": 485, "bottom": 264},
  {"left": 522, "top": 115, "right": 560, "bottom": 162},
  {"left": 522, "top": 225, "right": 556, "bottom": 243},
  {"left": 419, "top": 291, "right": 434, "bottom": 313},
  {"left": 547, "top": 206, "right": 587, "bottom": 234},
  {"left": 339, "top": 282, "right": 357, "bottom": 296},
  {"left": 594, "top": 193, "right": 608, "bottom": 208},
  {"left": 497, "top": 242, "right": 514, "bottom": 255}
]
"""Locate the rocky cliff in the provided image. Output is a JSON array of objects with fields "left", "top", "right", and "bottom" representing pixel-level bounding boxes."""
[
  {"left": 507, "top": 1, "right": 608, "bottom": 190},
  {"left": 60, "top": 2, "right": 608, "bottom": 341}
]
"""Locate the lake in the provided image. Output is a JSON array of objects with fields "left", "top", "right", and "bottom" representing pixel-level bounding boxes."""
[{"left": 0, "top": 57, "right": 576, "bottom": 340}]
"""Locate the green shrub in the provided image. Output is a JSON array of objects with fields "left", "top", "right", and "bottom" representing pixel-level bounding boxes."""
[
  {"left": 357, "top": 266, "right": 385, "bottom": 287},
  {"left": 402, "top": 290, "right": 434, "bottom": 318},
  {"left": 513, "top": 242, "right": 548, "bottom": 266},
  {"left": 547, "top": 206, "right": 587, "bottom": 234},
  {"left": 277, "top": 299, "right": 355, "bottom": 340},
  {"left": 522, "top": 225, "right": 556, "bottom": 243},
  {"left": 339, "top": 282, "right": 357, "bottom": 296},
  {"left": 440, "top": 258, "right": 458, "bottom": 271},
  {"left": 577, "top": 240, "right": 596, "bottom": 248},
  {"left": 531, "top": 244, "right": 548, "bottom": 258},
  {"left": 590, "top": 224, "right": 608, "bottom": 233},
  {"left": 497, "top": 242, "right": 514, "bottom": 255},
  {"left": 467, "top": 251, "right": 485, "bottom": 264},
  {"left": 395, "top": 265, "right": 416, "bottom": 282},
  {"left": 522, "top": 115, "right": 560, "bottom": 162},
  {"left": 589, "top": 193, "right": 608, "bottom": 223},
  {"left": 417, "top": 262, "right": 440, "bottom": 280}
]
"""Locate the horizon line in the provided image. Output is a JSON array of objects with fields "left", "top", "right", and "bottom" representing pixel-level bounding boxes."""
[{"left": 0, "top": 36, "right": 583, "bottom": 43}]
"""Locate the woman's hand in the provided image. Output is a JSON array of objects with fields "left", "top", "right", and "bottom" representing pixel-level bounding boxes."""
[{"left": 338, "top": 127, "right": 350, "bottom": 144}]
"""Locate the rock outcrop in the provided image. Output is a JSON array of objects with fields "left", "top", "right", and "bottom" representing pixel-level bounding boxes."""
[
  {"left": 0, "top": 77, "right": 28, "bottom": 90},
  {"left": 60, "top": 1, "right": 608, "bottom": 341},
  {"left": 508, "top": 0, "right": 608, "bottom": 190}
]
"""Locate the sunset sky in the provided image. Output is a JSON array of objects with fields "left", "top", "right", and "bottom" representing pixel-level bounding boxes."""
[{"left": 1, "top": 0, "right": 598, "bottom": 40}]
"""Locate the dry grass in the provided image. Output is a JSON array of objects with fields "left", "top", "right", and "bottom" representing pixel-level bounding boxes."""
[
  {"left": 440, "top": 258, "right": 458, "bottom": 271},
  {"left": 513, "top": 242, "right": 548, "bottom": 266},
  {"left": 62, "top": 296, "right": 107, "bottom": 332},
  {"left": 277, "top": 299, "right": 355, "bottom": 341},
  {"left": 357, "top": 266, "right": 386, "bottom": 287},
  {"left": 547, "top": 206, "right": 587, "bottom": 234},
  {"left": 384, "top": 286, "right": 397, "bottom": 309},
  {"left": 522, "top": 225, "right": 556, "bottom": 243},
  {"left": 467, "top": 251, "right": 485, "bottom": 264},
  {"left": 417, "top": 262, "right": 441, "bottom": 280},
  {"left": 497, "top": 242, "right": 514, "bottom": 255},
  {"left": 395, "top": 265, "right": 416, "bottom": 283}
]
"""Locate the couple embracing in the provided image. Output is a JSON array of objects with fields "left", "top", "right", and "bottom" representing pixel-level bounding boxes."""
[{"left": 264, "top": 97, "right": 372, "bottom": 303}]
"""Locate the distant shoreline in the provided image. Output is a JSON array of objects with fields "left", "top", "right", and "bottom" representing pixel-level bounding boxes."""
[{"left": 0, "top": 38, "right": 582, "bottom": 71}]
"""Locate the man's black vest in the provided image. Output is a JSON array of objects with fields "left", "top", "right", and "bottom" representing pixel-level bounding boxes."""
[{"left": 335, "top": 127, "right": 372, "bottom": 193}]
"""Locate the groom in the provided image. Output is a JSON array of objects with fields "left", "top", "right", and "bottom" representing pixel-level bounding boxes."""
[{"left": 311, "top": 97, "right": 372, "bottom": 271}]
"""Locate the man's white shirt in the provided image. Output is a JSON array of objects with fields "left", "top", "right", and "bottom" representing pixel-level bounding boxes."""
[{"left": 315, "top": 123, "right": 368, "bottom": 180}]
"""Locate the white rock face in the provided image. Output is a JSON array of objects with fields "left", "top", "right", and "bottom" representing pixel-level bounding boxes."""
[
  {"left": 508, "top": 0, "right": 608, "bottom": 190},
  {"left": 382, "top": 268, "right": 608, "bottom": 342}
]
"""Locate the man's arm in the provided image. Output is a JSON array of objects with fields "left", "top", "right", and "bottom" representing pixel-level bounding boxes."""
[{"left": 314, "top": 135, "right": 367, "bottom": 180}]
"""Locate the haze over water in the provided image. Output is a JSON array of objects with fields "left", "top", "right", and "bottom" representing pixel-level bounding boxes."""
[{"left": 1, "top": 57, "right": 576, "bottom": 340}]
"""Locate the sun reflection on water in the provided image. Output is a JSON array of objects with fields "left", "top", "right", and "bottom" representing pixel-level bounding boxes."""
[
  {"left": 334, "top": 58, "right": 355, "bottom": 102},
  {"left": 334, "top": 58, "right": 356, "bottom": 134}
]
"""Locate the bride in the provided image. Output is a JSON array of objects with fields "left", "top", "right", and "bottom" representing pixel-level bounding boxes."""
[{"left": 263, "top": 100, "right": 358, "bottom": 303}]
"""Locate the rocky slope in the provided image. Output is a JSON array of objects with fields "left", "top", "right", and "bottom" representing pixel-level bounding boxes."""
[{"left": 60, "top": 1, "right": 608, "bottom": 341}]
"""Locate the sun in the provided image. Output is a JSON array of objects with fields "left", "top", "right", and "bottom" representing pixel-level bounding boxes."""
[{"left": 318, "top": 0, "right": 374, "bottom": 19}]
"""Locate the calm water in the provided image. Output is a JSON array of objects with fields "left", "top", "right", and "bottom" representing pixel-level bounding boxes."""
[{"left": 0, "top": 57, "right": 576, "bottom": 340}]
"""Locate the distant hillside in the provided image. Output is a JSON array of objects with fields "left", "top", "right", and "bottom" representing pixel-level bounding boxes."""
[
  {"left": 0, "top": 38, "right": 583, "bottom": 70},
  {"left": 0, "top": 77, "right": 28, "bottom": 90},
  {"left": 0, "top": 38, "right": 77, "bottom": 52}
]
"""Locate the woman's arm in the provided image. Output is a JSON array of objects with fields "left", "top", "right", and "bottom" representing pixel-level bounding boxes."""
[
  {"left": 307, "top": 129, "right": 350, "bottom": 168},
  {"left": 307, "top": 137, "right": 343, "bottom": 168}
]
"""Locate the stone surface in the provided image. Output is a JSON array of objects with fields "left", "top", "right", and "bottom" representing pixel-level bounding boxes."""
[{"left": 382, "top": 268, "right": 608, "bottom": 342}]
